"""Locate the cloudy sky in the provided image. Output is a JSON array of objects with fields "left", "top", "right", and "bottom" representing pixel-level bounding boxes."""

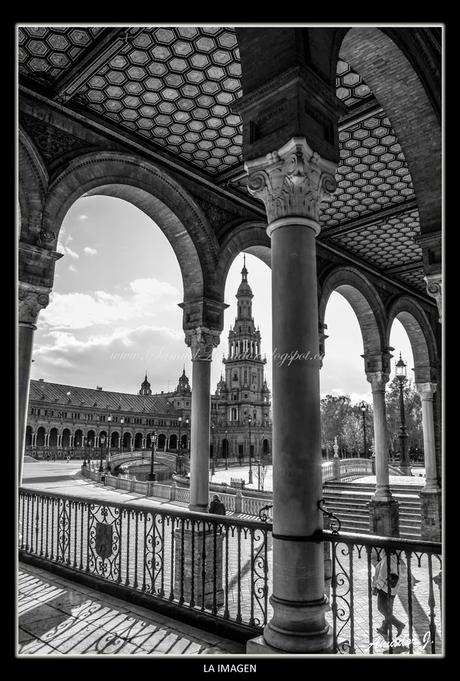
[{"left": 31, "top": 195, "right": 414, "bottom": 403}]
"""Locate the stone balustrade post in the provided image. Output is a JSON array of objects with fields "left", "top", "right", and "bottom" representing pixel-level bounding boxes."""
[{"left": 416, "top": 382, "right": 441, "bottom": 541}]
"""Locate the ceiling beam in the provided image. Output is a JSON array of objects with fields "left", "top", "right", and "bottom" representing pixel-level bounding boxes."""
[
  {"left": 318, "top": 198, "right": 419, "bottom": 240},
  {"left": 50, "top": 28, "right": 142, "bottom": 103}
]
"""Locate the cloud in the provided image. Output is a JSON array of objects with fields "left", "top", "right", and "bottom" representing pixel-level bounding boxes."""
[
  {"left": 59, "top": 245, "right": 79, "bottom": 259},
  {"left": 83, "top": 247, "right": 97, "bottom": 256},
  {"left": 32, "top": 324, "right": 188, "bottom": 393},
  {"left": 78, "top": 214, "right": 88, "bottom": 221},
  {"left": 68, "top": 265, "right": 78, "bottom": 273},
  {"left": 40, "top": 278, "right": 180, "bottom": 330}
]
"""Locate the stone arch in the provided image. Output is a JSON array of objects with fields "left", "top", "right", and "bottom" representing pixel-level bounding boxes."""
[
  {"left": 62, "top": 428, "right": 71, "bottom": 448},
  {"left": 86, "top": 430, "right": 96, "bottom": 447},
  {"left": 134, "top": 432, "right": 143, "bottom": 449},
  {"left": 25, "top": 426, "right": 33, "bottom": 447},
  {"left": 39, "top": 151, "right": 222, "bottom": 302},
  {"left": 215, "top": 221, "right": 271, "bottom": 296},
  {"left": 318, "top": 267, "right": 387, "bottom": 357},
  {"left": 18, "top": 128, "right": 48, "bottom": 239},
  {"left": 49, "top": 427, "right": 58, "bottom": 447},
  {"left": 123, "top": 432, "right": 132, "bottom": 449},
  {"left": 74, "top": 429, "right": 83, "bottom": 447},
  {"left": 336, "top": 27, "right": 441, "bottom": 235},
  {"left": 386, "top": 296, "right": 439, "bottom": 382},
  {"left": 169, "top": 434, "right": 178, "bottom": 450},
  {"left": 158, "top": 433, "right": 166, "bottom": 450},
  {"left": 36, "top": 427, "right": 45, "bottom": 447},
  {"left": 111, "top": 431, "right": 119, "bottom": 448}
]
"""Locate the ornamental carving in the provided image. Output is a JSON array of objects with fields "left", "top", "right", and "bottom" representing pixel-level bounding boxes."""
[
  {"left": 20, "top": 114, "right": 84, "bottom": 164},
  {"left": 424, "top": 273, "right": 442, "bottom": 323},
  {"left": 245, "top": 137, "right": 337, "bottom": 227},
  {"left": 18, "top": 285, "right": 50, "bottom": 325},
  {"left": 366, "top": 371, "right": 391, "bottom": 392},
  {"left": 185, "top": 327, "right": 221, "bottom": 361}
]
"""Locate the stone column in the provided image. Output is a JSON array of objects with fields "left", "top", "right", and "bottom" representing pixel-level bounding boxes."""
[
  {"left": 245, "top": 137, "right": 337, "bottom": 654},
  {"left": 185, "top": 327, "right": 220, "bottom": 512},
  {"left": 367, "top": 371, "right": 399, "bottom": 537},
  {"left": 18, "top": 283, "right": 50, "bottom": 481},
  {"left": 416, "top": 382, "right": 441, "bottom": 541}
]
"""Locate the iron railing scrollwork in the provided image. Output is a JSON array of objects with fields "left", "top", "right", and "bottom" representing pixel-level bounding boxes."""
[{"left": 18, "top": 488, "right": 442, "bottom": 655}]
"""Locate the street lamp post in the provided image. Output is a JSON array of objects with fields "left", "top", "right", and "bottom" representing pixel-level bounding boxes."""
[
  {"left": 107, "top": 416, "right": 112, "bottom": 470},
  {"left": 396, "top": 353, "right": 411, "bottom": 475},
  {"left": 82, "top": 435, "right": 87, "bottom": 467},
  {"left": 99, "top": 434, "right": 106, "bottom": 472},
  {"left": 225, "top": 429, "right": 228, "bottom": 470},
  {"left": 210, "top": 424, "right": 215, "bottom": 477},
  {"left": 256, "top": 458, "right": 261, "bottom": 491},
  {"left": 360, "top": 401, "right": 368, "bottom": 458},
  {"left": 120, "top": 417, "right": 124, "bottom": 454},
  {"left": 178, "top": 416, "right": 182, "bottom": 454},
  {"left": 148, "top": 431, "right": 157, "bottom": 481},
  {"left": 248, "top": 416, "right": 253, "bottom": 484}
]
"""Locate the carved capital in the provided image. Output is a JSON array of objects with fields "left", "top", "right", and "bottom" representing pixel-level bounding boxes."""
[
  {"left": 362, "top": 348, "right": 393, "bottom": 376},
  {"left": 424, "top": 273, "right": 442, "bottom": 322},
  {"left": 185, "top": 327, "right": 221, "bottom": 361},
  {"left": 366, "top": 371, "right": 390, "bottom": 392},
  {"left": 18, "top": 281, "right": 50, "bottom": 326},
  {"left": 416, "top": 382, "right": 437, "bottom": 399},
  {"left": 245, "top": 137, "right": 337, "bottom": 229}
]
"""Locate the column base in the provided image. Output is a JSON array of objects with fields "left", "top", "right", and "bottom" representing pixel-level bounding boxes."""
[
  {"left": 260, "top": 596, "right": 333, "bottom": 653},
  {"left": 369, "top": 497, "right": 399, "bottom": 537},
  {"left": 420, "top": 488, "right": 442, "bottom": 541},
  {"left": 188, "top": 503, "right": 207, "bottom": 512}
]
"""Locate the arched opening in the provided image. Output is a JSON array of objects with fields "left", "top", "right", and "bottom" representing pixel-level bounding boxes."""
[
  {"left": 158, "top": 433, "right": 166, "bottom": 450},
  {"left": 86, "top": 430, "right": 96, "bottom": 447},
  {"left": 36, "top": 427, "right": 45, "bottom": 447},
  {"left": 319, "top": 269, "right": 386, "bottom": 460},
  {"left": 222, "top": 438, "right": 229, "bottom": 459},
  {"left": 62, "top": 428, "right": 71, "bottom": 448},
  {"left": 111, "top": 431, "right": 119, "bottom": 449},
  {"left": 134, "top": 432, "right": 143, "bottom": 449},
  {"left": 123, "top": 432, "right": 132, "bottom": 450},
  {"left": 49, "top": 428, "right": 58, "bottom": 447},
  {"left": 25, "top": 426, "right": 32, "bottom": 447},
  {"left": 74, "top": 429, "right": 83, "bottom": 447},
  {"left": 180, "top": 434, "right": 188, "bottom": 450},
  {"left": 169, "top": 434, "right": 178, "bottom": 450},
  {"left": 337, "top": 27, "right": 441, "bottom": 237},
  {"left": 262, "top": 439, "right": 270, "bottom": 456}
]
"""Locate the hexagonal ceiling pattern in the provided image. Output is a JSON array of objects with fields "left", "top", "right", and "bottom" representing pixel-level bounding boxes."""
[
  {"left": 19, "top": 26, "right": 103, "bottom": 84},
  {"left": 18, "top": 26, "right": 428, "bottom": 296}
]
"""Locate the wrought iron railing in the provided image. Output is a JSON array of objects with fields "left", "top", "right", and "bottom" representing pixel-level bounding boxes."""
[
  {"left": 18, "top": 488, "right": 441, "bottom": 654},
  {"left": 323, "top": 529, "right": 442, "bottom": 655}
]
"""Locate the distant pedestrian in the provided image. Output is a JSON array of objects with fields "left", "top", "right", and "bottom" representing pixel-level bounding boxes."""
[
  {"left": 372, "top": 552, "right": 406, "bottom": 638},
  {"left": 209, "top": 494, "right": 226, "bottom": 515}
]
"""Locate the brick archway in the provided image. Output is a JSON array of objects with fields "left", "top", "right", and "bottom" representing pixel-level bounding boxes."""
[
  {"left": 36, "top": 151, "right": 222, "bottom": 303},
  {"left": 318, "top": 266, "right": 388, "bottom": 358}
]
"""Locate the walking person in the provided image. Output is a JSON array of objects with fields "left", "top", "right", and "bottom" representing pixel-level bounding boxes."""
[{"left": 372, "top": 552, "right": 406, "bottom": 639}]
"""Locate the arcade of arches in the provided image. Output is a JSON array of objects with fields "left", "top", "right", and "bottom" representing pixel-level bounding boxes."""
[{"left": 18, "top": 25, "right": 442, "bottom": 655}]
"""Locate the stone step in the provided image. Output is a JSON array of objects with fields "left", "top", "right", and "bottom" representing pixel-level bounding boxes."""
[{"left": 323, "top": 497, "right": 420, "bottom": 513}]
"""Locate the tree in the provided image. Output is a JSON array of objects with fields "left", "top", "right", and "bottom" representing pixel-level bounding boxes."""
[
  {"left": 320, "top": 395, "right": 352, "bottom": 455},
  {"left": 320, "top": 394, "right": 373, "bottom": 457}
]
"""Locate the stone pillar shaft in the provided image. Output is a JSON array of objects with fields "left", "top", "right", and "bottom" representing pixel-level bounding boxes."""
[
  {"left": 186, "top": 328, "right": 220, "bottom": 512},
  {"left": 367, "top": 373, "right": 391, "bottom": 500},
  {"left": 246, "top": 137, "right": 337, "bottom": 654},
  {"left": 417, "top": 383, "right": 439, "bottom": 491},
  {"left": 18, "top": 283, "right": 50, "bottom": 482}
]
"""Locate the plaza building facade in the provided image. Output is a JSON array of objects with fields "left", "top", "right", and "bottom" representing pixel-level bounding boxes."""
[{"left": 25, "top": 262, "right": 272, "bottom": 463}]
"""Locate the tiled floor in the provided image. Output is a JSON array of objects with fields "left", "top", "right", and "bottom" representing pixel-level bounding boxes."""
[{"left": 18, "top": 563, "right": 245, "bottom": 656}]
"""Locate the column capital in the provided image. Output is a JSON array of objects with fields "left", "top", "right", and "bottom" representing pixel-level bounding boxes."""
[
  {"left": 424, "top": 273, "right": 442, "bottom": 322},
  {"left": 245, "top": 137, "right": 337, "bottom": 230},
  {"left": 185, "top": 327, "right": 220, "bottom": 361},
  {"left": 416, "top": 382, "right": 437, "bottom": 398},
  {"left": 18, "top": 281, "right": 50, "bottom": 327},
  {"left": 366, "top": 371, "right": 390, "bottom": 391}
]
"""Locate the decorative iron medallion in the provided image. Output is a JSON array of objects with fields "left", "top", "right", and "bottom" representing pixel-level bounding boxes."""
[{"left": 95, "top": 521, "right": 113, "bottom": 559}]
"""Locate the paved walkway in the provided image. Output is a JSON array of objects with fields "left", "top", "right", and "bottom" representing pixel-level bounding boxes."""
[{"left": 18, "top": 562, "right": 244, "bottom": 656}]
